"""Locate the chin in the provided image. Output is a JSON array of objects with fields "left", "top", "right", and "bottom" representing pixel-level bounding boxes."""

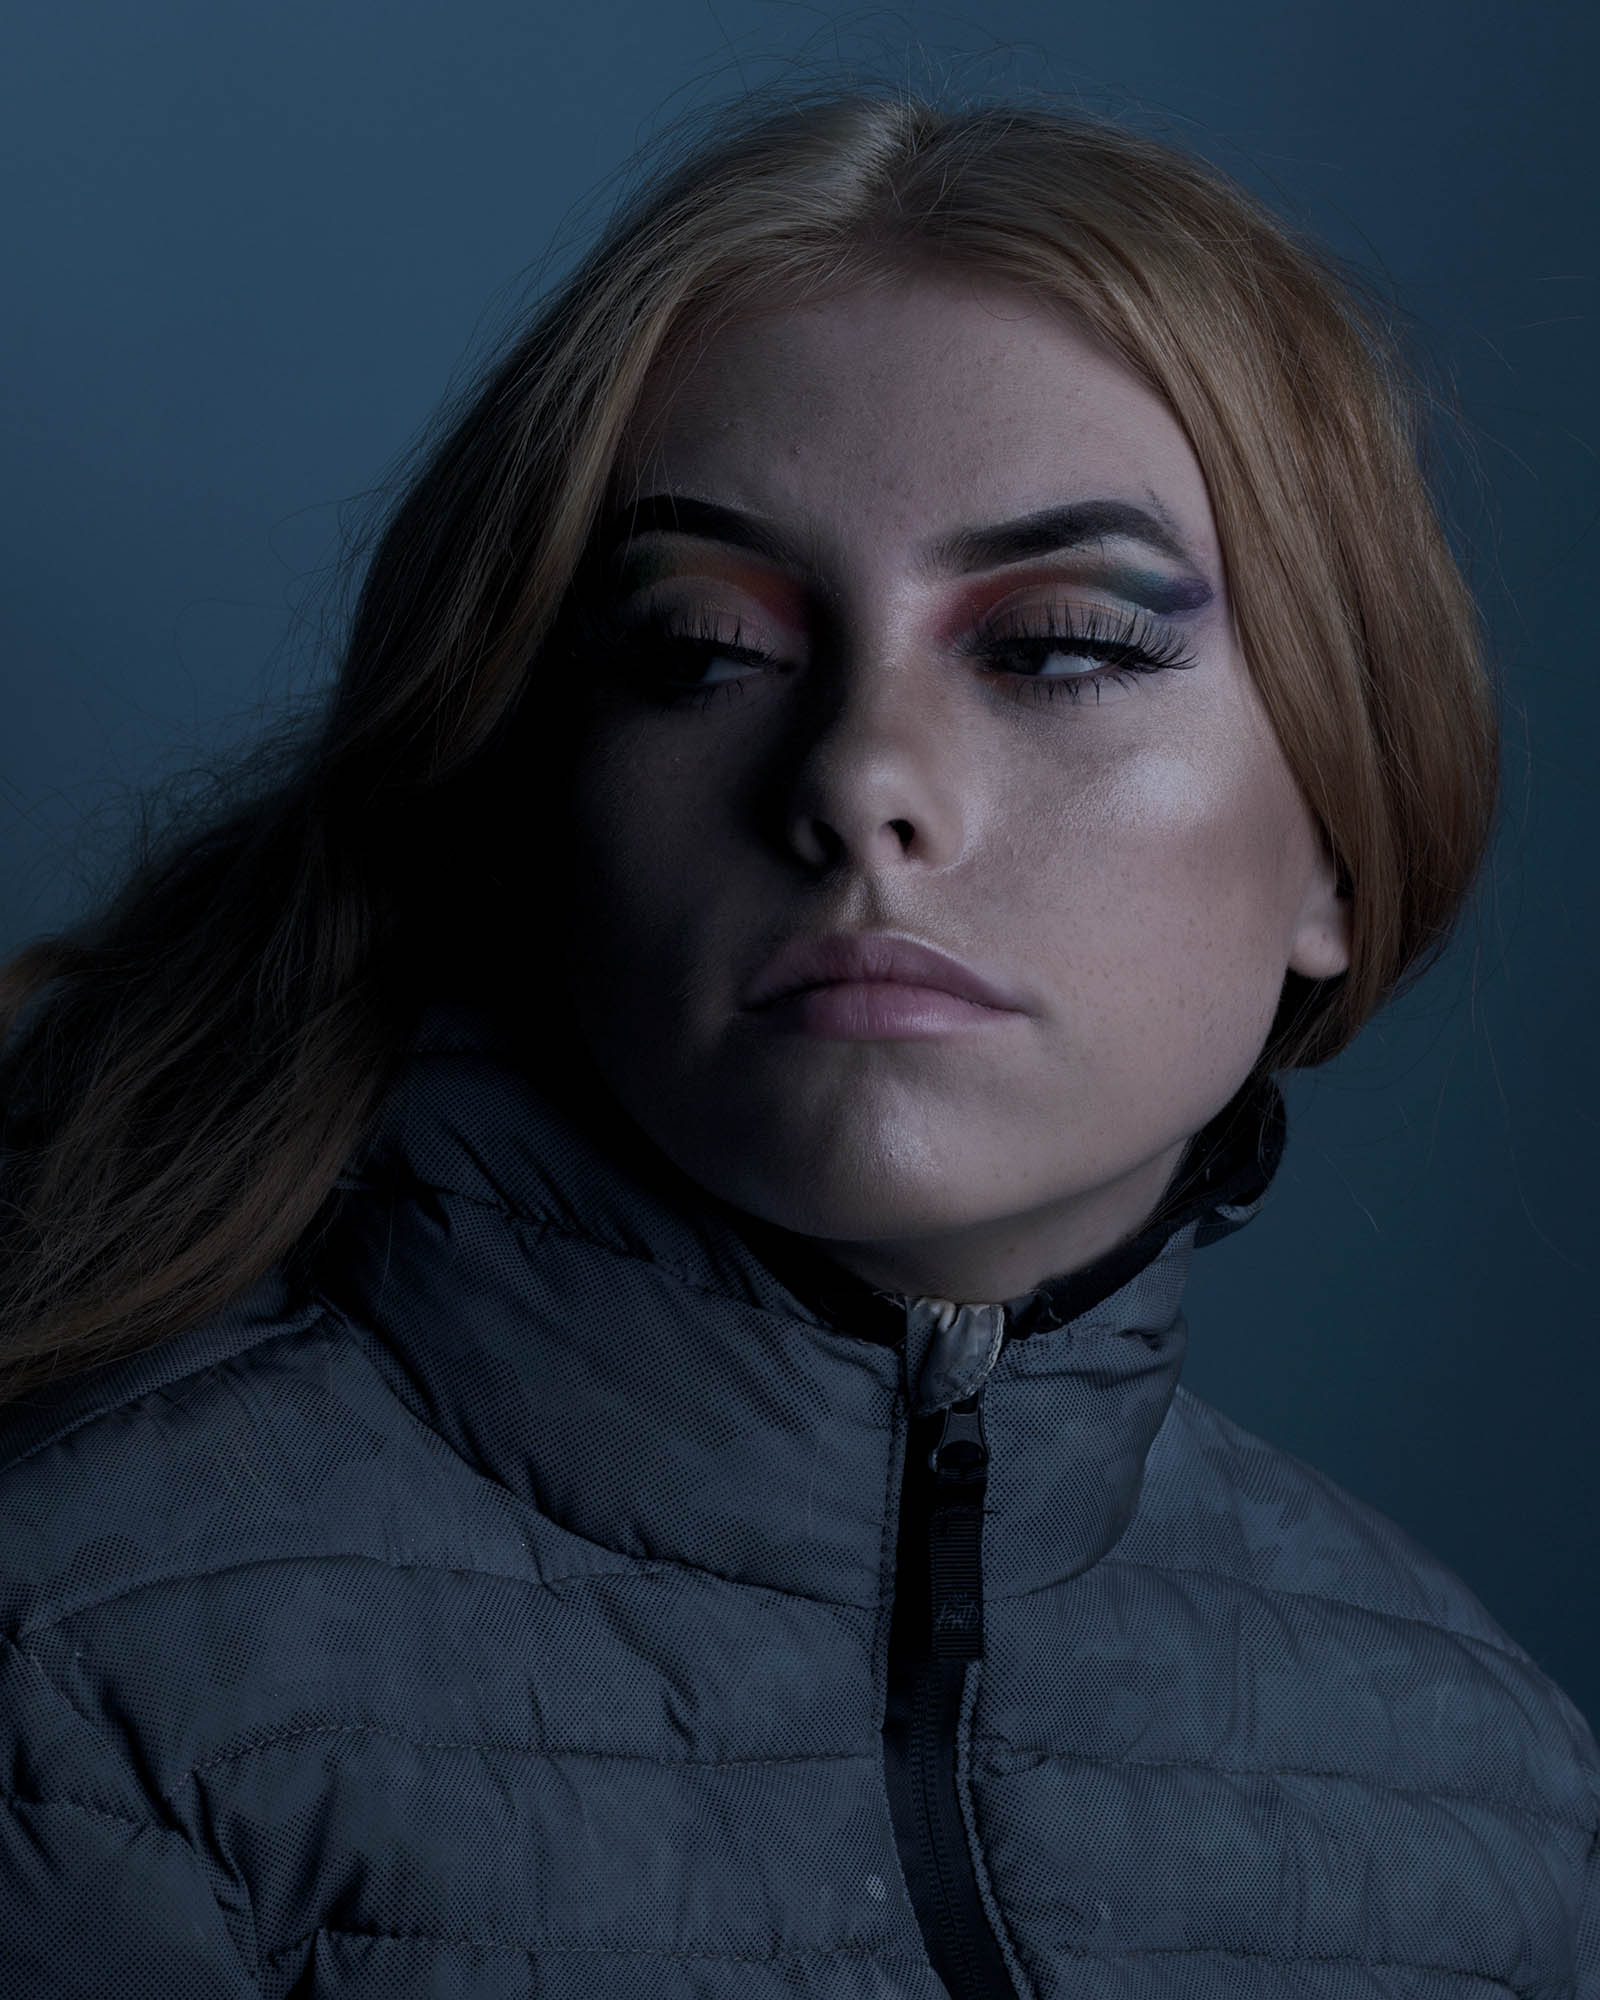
[{"left": 715, "top": 1146, "right": 1026, "bottom": 1249}]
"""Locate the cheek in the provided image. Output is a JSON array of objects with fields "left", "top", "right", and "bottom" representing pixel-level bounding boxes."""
[
  {"left": 1040, "top": 747, "right": 1307, "bottom": 1008},
  {"left": 559, "top": 733, "right": 711, "bottom": 957},
  {"left": 1131, "top": 747, "right": 1302, "bottom": 891}
]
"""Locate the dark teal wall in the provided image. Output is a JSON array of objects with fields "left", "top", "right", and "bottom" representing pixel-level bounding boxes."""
[{"left": 3, "top": 2, "right": 1595, "bottom": 1723}]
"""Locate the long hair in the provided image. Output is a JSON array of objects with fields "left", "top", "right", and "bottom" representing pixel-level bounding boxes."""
[{"left": 0, "top": 80, "right": 1499, "bottom": 1410}]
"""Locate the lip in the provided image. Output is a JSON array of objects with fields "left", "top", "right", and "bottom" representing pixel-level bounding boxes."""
[{"left": 740, "top": 930, "right": 1029, "bottom": 1014}]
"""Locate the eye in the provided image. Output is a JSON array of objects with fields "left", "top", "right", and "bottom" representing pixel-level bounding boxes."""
[
  {"left": 564, "top": 601, "right": 784, "bottom": 703},
  {"left": 960, "top": 602, "right": 1198, "bottom": 704}
]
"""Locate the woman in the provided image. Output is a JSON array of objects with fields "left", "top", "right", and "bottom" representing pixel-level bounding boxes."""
[{"left": 0, "top": 81, "right": 1594, "bottom": 1999}]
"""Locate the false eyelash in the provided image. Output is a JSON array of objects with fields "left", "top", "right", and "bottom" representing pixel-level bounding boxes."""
[
  {"left": 959, "top": 601, "right": 1198, "bottom": 688},
  {"left": 565, "top": 602, "right": 770, "bottom": 686},
  {"left": 563, "top": 597, "right": 1197, "bottom": 709}
]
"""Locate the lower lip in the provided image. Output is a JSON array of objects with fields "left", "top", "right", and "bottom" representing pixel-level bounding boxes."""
[{"left": 751, "top": 981, "right": 1022, "bottom": 1039}]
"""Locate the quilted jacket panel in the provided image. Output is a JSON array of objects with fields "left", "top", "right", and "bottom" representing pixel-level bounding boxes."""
[{"left": 1, "top": 997, "right": 1594, "bottom": 1998}]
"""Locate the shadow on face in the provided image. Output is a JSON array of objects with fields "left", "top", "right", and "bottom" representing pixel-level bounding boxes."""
[{"left": 540, "top": 270, "right": 1350, "bottom": 1303}]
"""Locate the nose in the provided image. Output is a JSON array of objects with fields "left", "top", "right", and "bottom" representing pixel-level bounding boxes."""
[{"left": 768, "top": 651, "right": 972, "bottom": 876}]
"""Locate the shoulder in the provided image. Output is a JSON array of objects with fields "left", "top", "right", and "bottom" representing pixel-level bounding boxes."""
[
  {"left": 0, "top": 1260, "right": 646, "bottom": 1888},
  {"left": 1125, "top": 1383, "right": 1600, "bottom": 1823},
  {"left": 0, "top": 1268, "right": 536, "bottom": 1642},
  {"left": 1139, "top": 1385, "right": 1527, "bottom": 1644}
]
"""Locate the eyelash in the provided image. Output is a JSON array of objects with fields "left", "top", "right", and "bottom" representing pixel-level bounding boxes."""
[{"left": 567, "top": 600, "right": 1197, "bottom": 710}]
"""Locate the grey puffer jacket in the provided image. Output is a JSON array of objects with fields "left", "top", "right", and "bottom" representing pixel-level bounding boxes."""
[{"left": 1, "top": 995, "right": 1596, "bottom": 1999}]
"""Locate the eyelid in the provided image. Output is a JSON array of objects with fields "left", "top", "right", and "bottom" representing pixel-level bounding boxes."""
[
  {"left": 969, "top": 589, "right": 1166, "bottom": 635},
  {"left": 618, "top": 579, "right": 1147, "bottom": 644},
  {"left": 617, "top": 563, "right": 817, "bottom": 638},
  {"left": 596, "top": 593, "right": 1187, "bottom": 663},
  {"left": 951, "top": 569, "right": 1206, "bottom": 633}
]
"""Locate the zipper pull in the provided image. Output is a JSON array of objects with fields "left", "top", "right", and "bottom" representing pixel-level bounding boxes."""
[
  {"left": 928, "top": 1391, "right": 989, "bottom": 1659},
  {"left": 928, "top": 1395, "right": 989, "bottom": 1479}
]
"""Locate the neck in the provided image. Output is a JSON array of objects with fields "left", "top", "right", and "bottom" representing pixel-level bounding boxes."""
[{"left": 789, "top": 1131, "right": 1193, "bottom": 1307}]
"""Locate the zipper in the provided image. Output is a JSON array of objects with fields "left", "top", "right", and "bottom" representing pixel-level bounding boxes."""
[{"left": 883, "top": 1386, "right": 1018, "bottom": 1998}]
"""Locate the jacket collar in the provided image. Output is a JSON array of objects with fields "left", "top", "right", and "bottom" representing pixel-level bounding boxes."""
[{"left": 315, "top": 991, "right": 1284, "bottom": 1610}]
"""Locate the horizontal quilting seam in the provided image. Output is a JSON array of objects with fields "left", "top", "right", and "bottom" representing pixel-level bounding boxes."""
[
  {"left": 6, "top": 1634, "right": 184, "bottom": 1833},
  {"left": 16, "top": 1546, "right": 542, "bottom": 1639},
  {"left": 17, "top": 1535, "right": 873, "bottom": 1641},
  {"left": 262, "top": 1924, "right": 927, "bottom": 1969},
  {"left": 1, "top": 1787, "right": 149, "bottom": 1831},
  {"left": 0, "top": 1309, "right": 338, "bottom": 1482},
  {"left": 358, "top": 1049, "right": 716, "bottom": 1280},
  {"left": 334, "top": 1174, "right": 765, "bottom": 1317},
  {"left": 534, "top": 1560, "right": 872, "bottom": 1632},
  {"left": 338, "top": 1177, "right": 889, "bottom": 1346},
  {"left": 1033, "top": 1943, "right": 1528, "bottom": 1987},
  {"left": 1020, "top": 1553, "right": 1575, "bottom": 1685},
  {"left": 176, "top": 1719, "right": 873, "bottom": 1791},
  {"left": 7, "top": 1631, "right": 111, "bottom": 1742},
  {"left": 9, "top": 1634, "right": 269, "bottom": 1983},
  {"left": 972, "top": 1741, "right": 1595, "bottom": 1832}
]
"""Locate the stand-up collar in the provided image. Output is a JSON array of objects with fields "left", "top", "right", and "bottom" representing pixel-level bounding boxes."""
[{"left": 314, "top": 993, "right": 1284, "bottom": 1611}]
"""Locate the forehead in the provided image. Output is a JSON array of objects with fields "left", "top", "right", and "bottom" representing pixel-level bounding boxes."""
[{"left": 612, "top": 272, "right": 1221, "bottom": 569}]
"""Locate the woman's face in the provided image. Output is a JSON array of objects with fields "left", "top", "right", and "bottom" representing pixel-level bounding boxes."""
[{"left": 545, "top": 269, "right": 1350, "bottom": 1303}]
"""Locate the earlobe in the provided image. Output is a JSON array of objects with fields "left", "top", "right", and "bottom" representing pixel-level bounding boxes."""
[{"left": 1288, "top": 870, "right": 1354, "bottom": 981}]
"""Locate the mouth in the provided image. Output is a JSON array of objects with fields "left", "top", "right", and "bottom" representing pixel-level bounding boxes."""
[
  {"left": 741, "top": 930, "right": 1028, "bottom": 1015},
  {"left": 749, "top": 978, "right": 1024, "bottom": 1041}
]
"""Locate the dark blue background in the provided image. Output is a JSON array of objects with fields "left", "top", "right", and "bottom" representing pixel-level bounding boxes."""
[{"left": 3, "top": 3, "right": 1596, "bottom": 1723}]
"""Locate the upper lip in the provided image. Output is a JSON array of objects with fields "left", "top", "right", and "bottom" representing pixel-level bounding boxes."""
[{"left": 741, "top": 930, "right": 1028, "bottom": 1013}]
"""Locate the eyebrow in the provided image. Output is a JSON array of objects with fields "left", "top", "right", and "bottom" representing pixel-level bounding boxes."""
[{"left": 595, "top": 491, "right": 1204, "bottom": 581}]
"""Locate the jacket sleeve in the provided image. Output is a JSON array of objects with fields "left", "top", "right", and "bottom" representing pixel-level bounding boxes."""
[
  {"left": 1580, "top": 1827, "right": 1600, "bottom": 2000},
  {"left": 0, "top": 1637, "right": 261, "bottom": 1998}
]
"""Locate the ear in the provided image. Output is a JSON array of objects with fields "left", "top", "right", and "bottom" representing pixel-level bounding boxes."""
[{"left": 1287, "top": 837, "right": 1353, "bottom": 981}]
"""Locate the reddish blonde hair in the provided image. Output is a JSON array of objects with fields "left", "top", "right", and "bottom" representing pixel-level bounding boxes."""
[{"left": 0, "top": 84, "right": 1496, "bottom": 1408}]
